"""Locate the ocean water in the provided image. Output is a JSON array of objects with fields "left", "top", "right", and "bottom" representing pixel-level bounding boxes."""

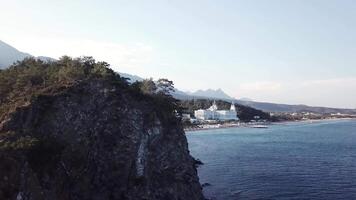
[{"left": 187, "top": 120, "right": 356, "bottom": 200}]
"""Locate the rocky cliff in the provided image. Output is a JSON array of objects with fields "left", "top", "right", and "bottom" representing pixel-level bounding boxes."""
[{"left": 0, "top": 57, "right": 204, "bottom": 200}]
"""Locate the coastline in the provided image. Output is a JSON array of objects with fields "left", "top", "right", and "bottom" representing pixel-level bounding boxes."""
[
  {"left": 184, "top": 122, "right": 269, "bottom": 132},
  {"left": 184, "top": 117, "right": 356, "bottom": 133}
]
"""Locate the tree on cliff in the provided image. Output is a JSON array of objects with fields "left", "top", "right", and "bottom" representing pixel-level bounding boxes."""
[
  {"left": 0, "top": 56, "right": 126, "bottom": 120},
  {"left": 139, "top": 78, "right": 157, "bottom": 95},
  {"left": 134, "top": 78, "right": 181, "bottom": 121},
  {"left": 156, "top": 78, "right": 175, "bottom": 95}
]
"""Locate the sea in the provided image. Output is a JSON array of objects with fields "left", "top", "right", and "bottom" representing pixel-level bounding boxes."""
[{"left": 187, "top": 119, "right": 356, "bottom": 200}]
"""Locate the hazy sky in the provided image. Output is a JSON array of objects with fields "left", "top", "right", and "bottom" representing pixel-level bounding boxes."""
[{"left": 1, "top": 0, "right": 356, "bottom": 108}]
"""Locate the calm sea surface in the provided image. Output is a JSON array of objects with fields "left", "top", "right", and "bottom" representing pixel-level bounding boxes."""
[{"left": 187, "top": 120, "right": 356, "bottom": 200}]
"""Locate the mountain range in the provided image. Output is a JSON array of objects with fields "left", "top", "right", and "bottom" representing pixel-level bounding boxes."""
[
  {"left": 1, "top": 40, "right": 355, "bottom": 114},
  {"left": 186, "top": 88, "right": 233, "bottom": 100},
  {"left": 234, "top": 100, "right": 356, "bottom": 115}
]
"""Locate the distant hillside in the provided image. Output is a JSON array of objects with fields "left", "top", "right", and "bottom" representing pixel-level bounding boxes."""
[
  {"left": 118, "top": 72, "right": 144, "bottom": 83},
  {"left": 0, "top": 40, "right": 31, "bottom": 69},
  {"left": 235, "top": 100, "right": 356, "bottom": 114},
  {"left": 117, "top": 72, "right": 356, "bottom": 114}
]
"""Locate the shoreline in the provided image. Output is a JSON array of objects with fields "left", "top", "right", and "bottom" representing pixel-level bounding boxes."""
[
  {"left": 184, "top": 122, "right": 269, "bottom": 132},
  {"left": 272, "top": 117, "right": 356, "bottom": 126},
  {"left": 184, "top": 117, "right": 356, "bottom": 133}
]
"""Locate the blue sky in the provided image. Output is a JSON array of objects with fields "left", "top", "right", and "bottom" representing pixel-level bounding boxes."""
[{"left": 1, "top": 0, "right": 356, "bottom": 108}]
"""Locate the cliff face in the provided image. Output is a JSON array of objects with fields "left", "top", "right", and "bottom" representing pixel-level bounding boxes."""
[{"left": 0, "top": 79, "right": 203, "bottom": 200}]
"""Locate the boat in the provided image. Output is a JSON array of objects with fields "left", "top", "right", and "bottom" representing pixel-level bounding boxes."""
[{"left": 251, "top": 125, "right": 268, "bottom": 129}]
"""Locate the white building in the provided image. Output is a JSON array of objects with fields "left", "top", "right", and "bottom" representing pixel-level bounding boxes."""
[{"left": 194, "top": 101, "right": 239, "bottom": 121}]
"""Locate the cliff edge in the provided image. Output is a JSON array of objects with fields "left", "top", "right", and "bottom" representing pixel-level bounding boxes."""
[{"left": 0, "top": 57, "right": 204, "bottom": 200}]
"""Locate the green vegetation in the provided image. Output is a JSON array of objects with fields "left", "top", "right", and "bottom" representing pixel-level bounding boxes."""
[
  {"left": 0, "top": 56, "right": 121, "bottom": 119},
  {"left": 0, "top": 56, "right": 180, "bottom": 122}
]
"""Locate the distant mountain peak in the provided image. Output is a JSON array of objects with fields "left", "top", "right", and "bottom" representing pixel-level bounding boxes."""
[{"left": 189, "top": 88, "right": 233, "bottom": 100}]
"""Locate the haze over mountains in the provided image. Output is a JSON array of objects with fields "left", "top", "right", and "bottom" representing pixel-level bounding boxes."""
[
  {"left": 1, "top": 40, "right": 355, "bottom": 114},
  {"left": 0, "top": 40, "right": 31, "bottom": 69}
]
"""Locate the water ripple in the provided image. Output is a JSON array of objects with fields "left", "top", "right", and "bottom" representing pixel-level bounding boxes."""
[{"left": 188, "top": 120, "right": 356, "bottom": 200}]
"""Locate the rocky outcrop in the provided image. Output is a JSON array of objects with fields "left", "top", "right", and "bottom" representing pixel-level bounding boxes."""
[{"left": 0, "top": 80, "right": 204, "bottom": 200}]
